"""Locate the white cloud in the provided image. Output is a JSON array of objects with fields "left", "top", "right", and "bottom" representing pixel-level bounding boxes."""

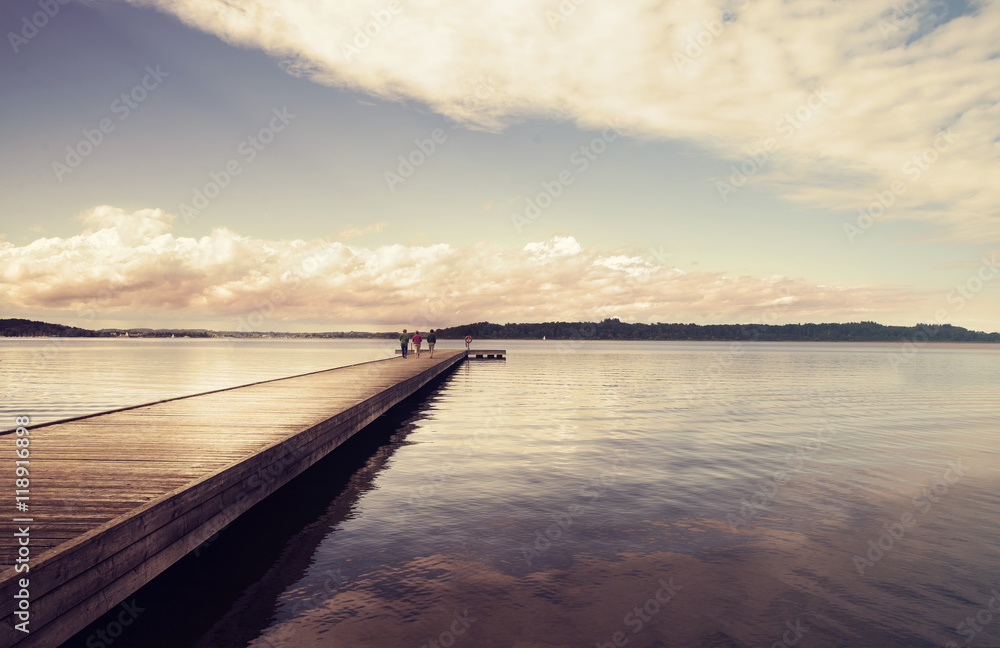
[
  {"left": 128, "top": 0, "right": 1000, "bottom": 242},
  {"left": 592, "top": 254, "right": 664, "bottom": 278},
  {"left": 524, "top": 235, "right": 582, "bottom": 259},
  {"left": 0, "top": 206, "right": 928, "bottom": 328},
  {"left": 77, "top": 205, "right": 174, "bottom": 245}
]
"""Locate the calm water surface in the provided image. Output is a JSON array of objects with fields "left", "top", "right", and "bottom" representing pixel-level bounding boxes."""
[{"left": 5, "top": 339, "right": 999, "bottom": 647}]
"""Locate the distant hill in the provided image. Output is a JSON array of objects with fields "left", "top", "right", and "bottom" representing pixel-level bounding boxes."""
[
  {"left": 432, "top": 319, "right": 1000, "bottom": 343},
  {"left": 0, "top": 318, "right": 100, "bottom": 337},
  {"left": 2, "top": 317, "right": 997, "bottom": 342}
]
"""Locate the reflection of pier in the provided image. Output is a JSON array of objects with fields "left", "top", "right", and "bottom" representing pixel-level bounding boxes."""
[{"left": 0, "top": 351, "right": 466, "bottom": 648}]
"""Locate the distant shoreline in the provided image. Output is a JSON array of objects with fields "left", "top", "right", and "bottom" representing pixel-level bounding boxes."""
[{"left": 2, "top": 317, "right": 997, "bottom": 343}]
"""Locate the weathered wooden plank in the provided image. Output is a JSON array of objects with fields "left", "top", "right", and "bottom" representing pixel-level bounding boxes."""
[{"left": 0, "top": 350, "right": 466, "bottom": 647}]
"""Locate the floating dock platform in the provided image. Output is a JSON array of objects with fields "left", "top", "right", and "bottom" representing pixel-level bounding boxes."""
[
  {"left": 467, "top": 349, "right": 505, "bottom": 359},
  {"left": 394, "top": 348, "right": 505, "bottom": 359}
]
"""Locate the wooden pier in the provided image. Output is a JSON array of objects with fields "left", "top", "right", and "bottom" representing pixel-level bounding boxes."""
[{"left": 0, "top": 350, "right": 467, "bottom": 647}]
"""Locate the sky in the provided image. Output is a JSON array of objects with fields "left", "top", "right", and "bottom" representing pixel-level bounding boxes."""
[{"left": 1, "top": 0, "right": 998, "bottom": 333}]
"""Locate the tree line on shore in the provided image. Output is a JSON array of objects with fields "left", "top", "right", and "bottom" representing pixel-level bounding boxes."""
[
  {"left": 434, "top": 319, "right": 1000, "bottom": 342},
  {"left": 2, "top": 317, "right": 997, "bottom": 342}
]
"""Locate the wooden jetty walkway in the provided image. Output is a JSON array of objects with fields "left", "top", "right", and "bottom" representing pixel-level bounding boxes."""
[{"left": 0, "top": 350, "right": 467, "bottom": 647}]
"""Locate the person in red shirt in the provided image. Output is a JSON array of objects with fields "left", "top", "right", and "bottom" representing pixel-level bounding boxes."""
[{"left": 412, "top": 331, "right": 423, "bottom": 357}]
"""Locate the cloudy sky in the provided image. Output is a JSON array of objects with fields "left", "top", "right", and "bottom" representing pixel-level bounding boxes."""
[{"left": 1, "top": 0, "right": 998, "bottom": 332}]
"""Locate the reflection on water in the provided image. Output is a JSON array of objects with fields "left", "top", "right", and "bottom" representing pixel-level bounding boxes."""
[{"left": 15, "top": 339, "right": 1000, "bottom": 648}]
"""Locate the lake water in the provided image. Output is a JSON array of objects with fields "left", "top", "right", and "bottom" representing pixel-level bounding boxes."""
[{"left": 4, "top": 338, "right": 999, "bottom": 648}]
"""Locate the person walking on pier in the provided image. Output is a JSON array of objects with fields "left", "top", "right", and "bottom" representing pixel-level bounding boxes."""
[
  {"left": 412, "top": 330, "right": 423, "bottom": 357},
  {"left": 399, "top": 328, "right": 409, "bottom": 358},
  {"left": 427, "top": 329, "right": 437, "bottom": 357}
]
